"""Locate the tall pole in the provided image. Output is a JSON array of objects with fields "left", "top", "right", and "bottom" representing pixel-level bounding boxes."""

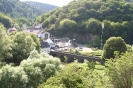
[{"left": 101, "top": 22, "right": 104, "bottom": 49}]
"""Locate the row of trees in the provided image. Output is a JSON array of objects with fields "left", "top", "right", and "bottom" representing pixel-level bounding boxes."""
[{"left": 36, "top": 0, "right": 133, "bottom": 47}]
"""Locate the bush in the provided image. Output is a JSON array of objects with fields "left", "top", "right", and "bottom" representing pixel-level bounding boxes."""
[
  {"left": 38, "top": 63, "right": 87, "bottom": 88},
  {"left": 0, "top": 65, "right": 28, "bottom": 88},
  {"left": 20, "top": 50, "right": 61, "bottom": 88},
  {"left": 126, "top": 44, "right": 133, "bottom": 52},
  {"left": 86, "top": 61, "right": 95, "bottom": 70},
  {"left": 0, "top": 50, "right": 61, "bottom": 88},
  {"left": 106, "top": 52, "right": 133, "bottom": 88},
  {"left": 102, "top": 37, "right": 127, "bottom": 60},
  {"left": 38, "top": 63, "right": 106, "bottom": 88}
]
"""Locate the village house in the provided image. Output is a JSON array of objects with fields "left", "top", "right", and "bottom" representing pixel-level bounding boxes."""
[
  {"left": 24, "top": 24, "right": 50, "bottom": 40},
  {"left": 40, "top": 41, "right": 50, "bottom": 53},
  {"left": 7, "top": 27, "right": 17, "bottom": 34}
]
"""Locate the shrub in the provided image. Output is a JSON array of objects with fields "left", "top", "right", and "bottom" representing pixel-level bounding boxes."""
[
  {"left": 20, "top": 51, "right": 61, "bottom": 87},
  {"left": 0, "top": 65, "right": 28, "bottom": 88},
  {"left": 86, "top": 61, "right": 95, "bottom": 70},
  {"left": 38, "top": 63, "right": 106, "bottom": 88},
  {"left": 38, "top": 63, "right": 87, "bottom": 88},
  {"left": 126, "top": 44, "right": 133, "bottom": 52},
  {"left": 102, "top": 37, "right": 127, "bottom": 60},
  {"left": 106, "top": 52, "right": 133, "bottom": 88}
]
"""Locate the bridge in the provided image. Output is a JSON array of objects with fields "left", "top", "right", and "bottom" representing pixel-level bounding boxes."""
[{"left": 50, "top": 51, "right": 104, "bottom": 65}]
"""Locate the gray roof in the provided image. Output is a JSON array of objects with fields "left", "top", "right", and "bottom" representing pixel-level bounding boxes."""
[{"left": 40, "top": 42, "right": 50, "bottom": 48}]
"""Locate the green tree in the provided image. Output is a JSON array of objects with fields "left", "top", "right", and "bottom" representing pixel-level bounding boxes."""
[
  {"left": 0, "top": 65, "right": 28, "bottom": 88},
  {"left": 30, "top": 33, "right": 41, "bottom": 52},
  {"left": 0, "top": 23, "right": 12, "bottom": 61},
  {"left": 102, "top": 37, "right": 127, "bottom": 60},
  {"left": 38, "top": 63, "right": 105, "bottom": 88},
  {"left": 85, "top": 18, "right": 101, "bottom": 35},
  {"left": 0, "top": 13, "right": 12, "bottom": 28},
  {"left": 91, "top": 36, "right": 101, "bottom": 48},
  {"left": 20, "top": 50, "right": 61, "bottom": 88},
  {"left": 59, "top": 19, "right": 77, "bottom": 35},
  {"left": 9, "top": 32, "right": 36, "bottom": 65},
  {"left": 106, "top": 52, "right": 133, "bottom": 88}
]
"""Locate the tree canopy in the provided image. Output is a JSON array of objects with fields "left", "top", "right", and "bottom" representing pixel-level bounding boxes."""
[
  {"left": 0, "top": 23, "right": 12, "bottom": 61},
  {"left": 37, "top": 0, "right": 133, "bottom": 46}
]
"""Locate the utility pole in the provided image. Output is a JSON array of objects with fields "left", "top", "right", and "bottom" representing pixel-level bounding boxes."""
[{"left": 101, "top": 22, "right": 104, "bottom": 49}]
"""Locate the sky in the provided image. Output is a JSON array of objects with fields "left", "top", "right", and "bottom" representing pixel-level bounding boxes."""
[{"left": 20, "top": 0, "right": 73, "bottom": 7}]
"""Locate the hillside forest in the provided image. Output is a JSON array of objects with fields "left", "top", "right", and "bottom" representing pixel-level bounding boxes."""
[
  {"left": 36, "top": 0, "right": 133, "bottom": 48},
  {"left": 0, "top": 0, "right": 57, "bottom": 28}
]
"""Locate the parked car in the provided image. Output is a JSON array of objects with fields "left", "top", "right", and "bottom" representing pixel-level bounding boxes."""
[{"left": 78, "top": 47, "right": 83, "bottom": 51}]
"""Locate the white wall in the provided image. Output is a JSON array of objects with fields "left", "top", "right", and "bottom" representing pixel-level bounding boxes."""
[{"left": 41, "top": 48, "right": 50, "bottom": 53}]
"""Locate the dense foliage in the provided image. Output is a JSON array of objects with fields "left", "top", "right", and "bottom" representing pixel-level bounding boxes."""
[
  {"left": 0, "top": 13, "right": 13, "bottom": 28},
  {"left": 0, "top": 0, "right": 57, "bottom": 20},
  {"left": 7, "top": 32, "right": 36, "bottom": 64},
  {"left": 38, "top": 63, "right": 106, "bottom": 88},
  {"left": 37, "top": 0, "right": 133, "bottom": 47},
  {"left": 0, "top": 24, "right": 12, "bottom": 61},
  {"left": 106, "top": 52, "right": 133, "bottom": 88},
  {"left": 0, "top": 31, "right": 39, "bottom": 65},
  {"left": 24, "top": 1, "right": 58, "bottom": 13},
  {"left": 30, "top": 33, "right": 41, "bottom": 52},
  {"left": 0, "top": 51, "right": 61, "bottom": 88},
  {"left": 0, "top": 65, "right": 28, "bottom": 88},
  {"left": 102, "top": 37, "right": 127, "bottom": 59},
  {"left": 20, "top": 50, "right": 61, "bottom": 88}
]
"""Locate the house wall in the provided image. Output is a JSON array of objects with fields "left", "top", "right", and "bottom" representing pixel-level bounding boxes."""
[
  {"left": 41, "top": 32, "right": 50, "bottom": 39},
  {"left": 41, "top": 48, "right": 50, "bottom": 53}
]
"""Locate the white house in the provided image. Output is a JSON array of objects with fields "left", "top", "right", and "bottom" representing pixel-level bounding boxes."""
[
  {"left": 38, "top": 31, "right": 50, "bottom": 39},
  {"left": 46, "top": 38, "right": 55, "bottom": 48},
  {"left": 7, "top": 27, "right": 17, "bottom": 34},
  {"left": 54, "top": 37, "right": 72, "bottom": 47},
  {"left": 24, "top": 28, "right": 50, "bottom": 40}
]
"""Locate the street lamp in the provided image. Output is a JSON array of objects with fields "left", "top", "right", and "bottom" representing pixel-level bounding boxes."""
[{"left": 101, "top": 22, "right": 104, "bottom": 49}]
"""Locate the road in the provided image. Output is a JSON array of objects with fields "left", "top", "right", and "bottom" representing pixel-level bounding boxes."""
[{"left": 76, "top": 44, "right": 93, "bottom": 52}]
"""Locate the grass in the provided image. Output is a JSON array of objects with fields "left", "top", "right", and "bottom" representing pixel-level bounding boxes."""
[{"left": 80, "top": 50, "right": 103, "bottom": 57}]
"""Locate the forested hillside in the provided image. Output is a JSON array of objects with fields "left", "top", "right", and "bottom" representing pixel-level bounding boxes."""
[
  {"left": 24, "top": 1, "right": 58, "bottom": 13},
  {"left": 0, "top": 0, "right": 57, "bottom": 19},
  {"left": 36, "top": 0, "right": 133, "bottom": 47}
]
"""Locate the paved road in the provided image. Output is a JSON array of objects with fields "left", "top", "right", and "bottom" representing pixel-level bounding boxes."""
[{"left": 77, "top": 44, "right": 93, "bottom": 52}]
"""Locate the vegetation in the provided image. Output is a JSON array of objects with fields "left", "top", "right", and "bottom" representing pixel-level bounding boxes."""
[
  {"left": 106, "top": 52, "right": 133, "bottom": 88},
  {"left": 37, "top": 0, "right": 133, "bottom": 47},
  {"left": 102, "top": 37, "right": 127, "bottom": 60},
  {"left": 6, "top": 32, "right": 36, "bottom": 64},
  {"left": 38, "top": 63, "right": 106, "bottom": 88},
  {"left": 0, "top": 0, "right": 57, "bottom": 20},
  {"left": 24, "top": 1, "right": 58, "bottom": 13},
  {"left": 0, "top": 24, "right": 12, "bottom": 61},
  {"left": 0, "top": 31, "right": 40, "bottom": 65},
  {"left": 1, "top": 0, "right": 133, "bottom": 88},
  {"left": 30, "top": 33, "right": 41, "bottom": 52},
  {"left": 0, "top": 13, "right": 13, "bottom": 28},
  {"left": 0, "top": 50, "right": 61, "bottom": 88}
]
